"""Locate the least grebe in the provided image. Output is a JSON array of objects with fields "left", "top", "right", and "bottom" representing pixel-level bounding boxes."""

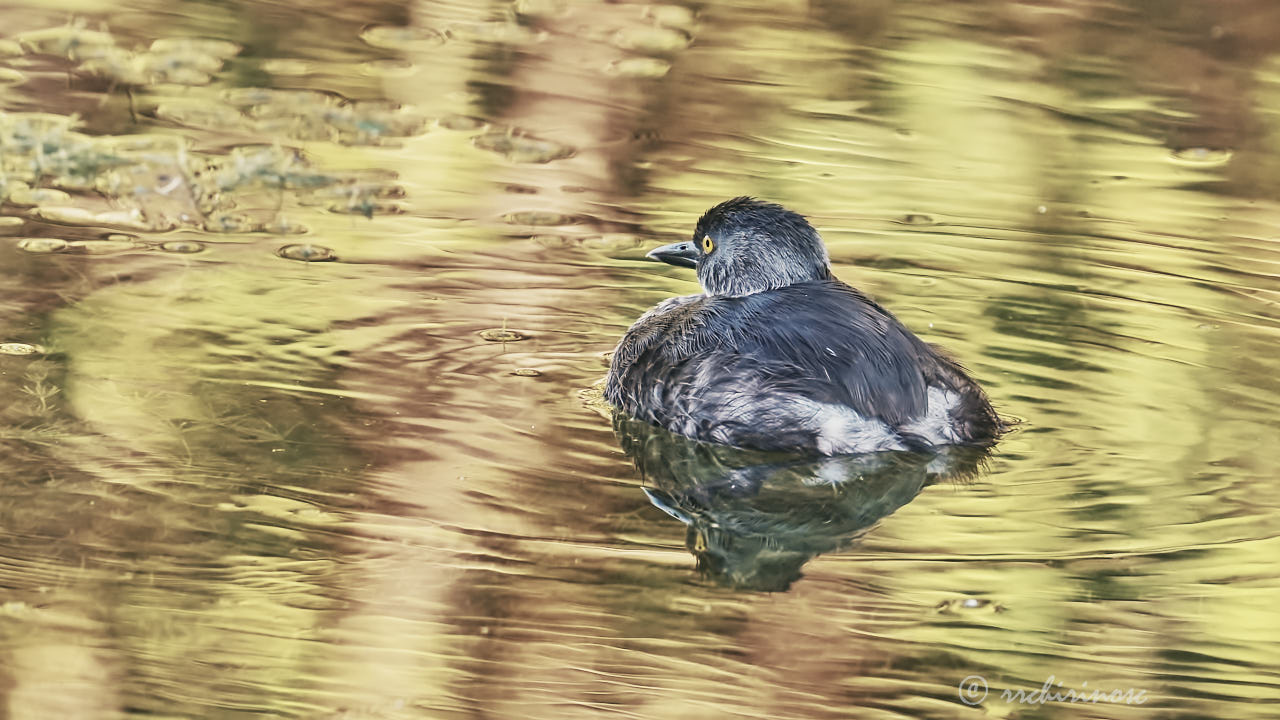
[{"left": 605, "top": 197, "right": 1001, "bottom": 455}]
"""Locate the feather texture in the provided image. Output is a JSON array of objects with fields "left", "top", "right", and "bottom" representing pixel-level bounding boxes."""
[
  {"left": 606, "top": 280, "right": 999, "bottom": 454},
  {"left": 606, "top": 198, "right": 1002, "bottom": 455}
]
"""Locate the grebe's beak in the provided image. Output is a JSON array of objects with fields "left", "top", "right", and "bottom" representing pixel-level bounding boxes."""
[{"left": 646, "top": 241, "right": 699, "bottom": 269}]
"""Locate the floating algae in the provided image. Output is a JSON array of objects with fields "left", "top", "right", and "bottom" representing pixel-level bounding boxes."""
[{"left": 473, "top": 130, "right": 574, "bottom": 163}]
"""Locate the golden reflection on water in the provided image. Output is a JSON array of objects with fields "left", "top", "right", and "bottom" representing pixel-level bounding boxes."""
[{"left": 0, "top": 0, "right": 1278, "bottom": 718}]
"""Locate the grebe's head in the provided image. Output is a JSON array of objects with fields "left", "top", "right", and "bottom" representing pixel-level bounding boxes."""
[{"left": 646, "top": 197, "right": 832, "bottom": 297}]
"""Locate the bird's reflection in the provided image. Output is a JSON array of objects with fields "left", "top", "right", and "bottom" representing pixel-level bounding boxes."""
[{"left": 613, "top": 413, "right": 991, "bottom": 591}]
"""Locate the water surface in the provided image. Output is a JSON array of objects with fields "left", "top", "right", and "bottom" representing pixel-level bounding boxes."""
[{"left": 1, "top": 1, "right": 1278, "bottom": 718}]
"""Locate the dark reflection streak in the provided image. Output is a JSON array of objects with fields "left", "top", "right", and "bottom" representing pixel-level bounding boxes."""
[
  {"left": 921, "top": 225, "right": 1228, "bottom": 255},
  {"left": 988, "top": 277, "right": 1235, "bottom": 317}
]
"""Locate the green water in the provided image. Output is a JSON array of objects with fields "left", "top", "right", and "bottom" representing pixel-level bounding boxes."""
[{"left": 0, "top": 1, "right": 1277, "bottom": 718}]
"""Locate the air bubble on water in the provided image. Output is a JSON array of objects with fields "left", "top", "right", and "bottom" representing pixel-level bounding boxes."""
[
  {"left": 604, "top": 57, "right": 671, "bottom": 79},
  {"left": 160, "top": 240, "right": 205, "bottom": 254},
  {"left": 277, "top": 244, "right": 337, "bottom": 262},
  {"left": 0, "top": 342, "right": 45, "bottom": 355},
  {"left": 7, "top": 187, "right": 71, "bottom": 207},
  {"left": 1169, "top": 147, "right": 1233, "bottom": 167},
  {"left": 16, "top": 237, "right": 69, "bottom": 254},
  {"left": 611, "top": 25, "right": 691, "bottom": 54},
  {"left": 359, "top": 24, "right": 446, "bottom": 51},
  {"left": 479, "top": 328, "right": 526, "bottom": 342},
  {"left": 66, "top": 239, "right": 138, "bottom": 255}
]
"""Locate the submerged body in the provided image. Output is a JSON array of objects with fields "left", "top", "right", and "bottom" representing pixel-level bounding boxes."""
[{"left": 605, "top": 198, "right": 1000, "bottom": 455}]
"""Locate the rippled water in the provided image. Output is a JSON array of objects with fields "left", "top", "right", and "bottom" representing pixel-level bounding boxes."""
[{"left": 1, "top": 1, "right": 1278, "bottom": 717}]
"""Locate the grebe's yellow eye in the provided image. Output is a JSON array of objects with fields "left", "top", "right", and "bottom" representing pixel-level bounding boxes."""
[{"left": 701, "top": 235, "right": 715, "bottom": 254}]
